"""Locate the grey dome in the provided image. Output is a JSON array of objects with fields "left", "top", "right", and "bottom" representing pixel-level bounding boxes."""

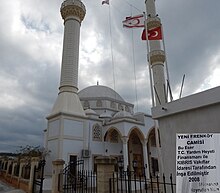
[
  {"left": 85, "top": 108, "right": 98, "bottom": 116},
  {"left": 113, "top": 110, "right": 135, "bottom": 120},
  {"left": 99, "top": 110, "right": 112, "bottom": 118},
  {"left": 78, "top": 85, "right": 124, "bottom": 102}
]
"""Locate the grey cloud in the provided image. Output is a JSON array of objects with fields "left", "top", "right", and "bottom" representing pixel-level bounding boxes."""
[{"left": 0, "top": 0, "right": 220, "bottom": 152}]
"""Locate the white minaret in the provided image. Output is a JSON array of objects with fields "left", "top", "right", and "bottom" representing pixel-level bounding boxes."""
[
  {"left": 145, "top": 0, "right": 166, "bottom": 106},
  {"left": 145, "top": 0, "right": 166, "bottom": 177},
  {"left": 45, "top": 0, "right": 86, "bottom": 175},
  {"left": 51, "top": 0, "right": 86, "bottom": 117}
]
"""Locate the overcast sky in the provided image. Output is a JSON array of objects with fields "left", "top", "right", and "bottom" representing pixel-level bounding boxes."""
[{"left": 0, "top": 0, "right": 220, "bottom": 152}]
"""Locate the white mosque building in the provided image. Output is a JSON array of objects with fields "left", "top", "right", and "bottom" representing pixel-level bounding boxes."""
[
  {"left": 46, "top": 84, "right": 158, "bottom": 175},
  {"left": 45, "top": 84, "right": 159, "bottom": 176},
  {"left": 44, "top": 0, "right": 159, "bottom": 177},
  {"left": 44, "top": 2, "right": 220, "bottom": 191}
]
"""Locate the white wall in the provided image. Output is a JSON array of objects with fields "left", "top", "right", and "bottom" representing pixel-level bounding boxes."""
[
  {"left": 157, "top": 103, "right": 220, "bottom": 179},
  {"left": 45, "top": 139, "right": 59, "bottom": 175},
  {"left": 63, "top": 119, "right": 83, "bottom": 137},
  {"left": 48, "top": 120, "right": 60, "bottom": 137}
]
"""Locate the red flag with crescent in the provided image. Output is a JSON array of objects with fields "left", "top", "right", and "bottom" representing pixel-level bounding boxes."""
[
  {"left": 141, "top": 26, "right": 162, "bottom": 40},
  {"left": 122, "top": 15, "right": 145, "bottom": 28}
]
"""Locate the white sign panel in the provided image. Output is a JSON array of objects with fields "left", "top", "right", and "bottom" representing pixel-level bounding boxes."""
[{"left": 176, "top": 133, "right": 220, "bottom": 193}]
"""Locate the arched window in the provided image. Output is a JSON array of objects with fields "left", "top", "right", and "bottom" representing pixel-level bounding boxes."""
[
  {"left": 104, "top": 129, "right": 120, "bottom": 143},
  {"left": 96, "top": 100, "right": 102, "bottom": 107},
  {"left": 110, "top": 101, "right": 116, "bottom": 109},
  {"left": 93, "top": 124, "right": 102, "bottom": 141},
  {"left": 118, "top": 104, "right": 123, "bottom": 110},
  {"left": 110, "top": 130, "right": 119, "bottom": 143},
  {"left": 149, "top": 130, "right": 156, "bottom": 147},
  {"left": 131, "top": 133, "right": 140, "bottom": 144},
  {"left": 83, "top": 101, "right": 90, "bottom": 109},
  {"left": 125, "top": 106, "right": 130, "bottom": 112}
]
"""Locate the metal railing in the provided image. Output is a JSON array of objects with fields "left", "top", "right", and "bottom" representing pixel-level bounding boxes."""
[
  {"left": 58, "top": 160, "right": 97, "bottom": 193},
  {"left": 32, "top": 160, "right": 46, "bottom": 193},
  {"left": 109, "top": 171, "right": 176, "bottom": 193}
]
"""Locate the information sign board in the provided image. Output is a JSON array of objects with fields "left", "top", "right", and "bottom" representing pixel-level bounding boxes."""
[{"left": 176, "top": 133, "right": 220, "bottom": 193}]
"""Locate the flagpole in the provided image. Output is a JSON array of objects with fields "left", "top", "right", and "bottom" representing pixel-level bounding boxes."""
[
  {"left": 108, "top": 1, "right": 116, "bottom": 94},
  {"left": 143, "top": 14, "right": 157, "bottom": 180},
  {"left": 161, "top": 25, "right": 172, "bottom": 102},
  {"left": 143, "top": 12, "right": 155, "bottom": 107}
]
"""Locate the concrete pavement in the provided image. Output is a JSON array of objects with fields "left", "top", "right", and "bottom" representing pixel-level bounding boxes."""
[{"left": 0, "top": 180, "right": 25, "bottom": 193}]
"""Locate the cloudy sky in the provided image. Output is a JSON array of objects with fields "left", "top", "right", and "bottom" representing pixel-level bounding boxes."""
[{"left": 0, "top": 0, "right": 220, "bottom": 152}]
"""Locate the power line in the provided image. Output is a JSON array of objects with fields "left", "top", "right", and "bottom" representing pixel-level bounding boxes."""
[
  {"left": 108, "top": 4, "right": 116, "bottom": 93},
  {"left": 128, "top": 5, "right": 139, "bottom": 112},
  {"left": 104, "top": 0, "right": 144, "bottom": 19},
  {"left": 121, "top": 0, "right": 143, "bottom": 12}
]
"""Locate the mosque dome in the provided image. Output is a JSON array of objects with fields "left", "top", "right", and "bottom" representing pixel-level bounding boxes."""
[
  {"left": 113, "top": 109, "right": 135, "bottom": 120},
  {"left": 78, "top": 85, "right": 125, "bottom": 102},
  {"left": 85, "top": 108, "right": 98, "bottom": 116},
  {"left": 99, "top": 110, "right": 112, "bottom": 119},
  {"left": 78, "top": 85, "right": 133, "bottom": 116}
]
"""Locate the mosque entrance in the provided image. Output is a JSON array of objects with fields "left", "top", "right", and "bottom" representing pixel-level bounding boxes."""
[
  {"left": 128, "top": 130, "right": 144, "bottom": 176},
  {"left": 147, "top": 128, "right": 159, "bottom": 176}
]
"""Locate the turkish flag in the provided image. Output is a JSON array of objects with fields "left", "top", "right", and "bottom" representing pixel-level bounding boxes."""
[{"left": 141, "top": 26, "right": 162, "bottom": 40}]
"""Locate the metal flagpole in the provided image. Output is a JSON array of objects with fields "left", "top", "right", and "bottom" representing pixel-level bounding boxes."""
[
  {"left": 143, "top": 12, "right": 155, "bottom": 107},
  {"left": 161, "top": 25, "right": 173, "bottom": 102},
  {"left": 108, "top": 2, "right": 116, "bottom": 94},
  {"left": 143, "top": 12, "right": 158, "bottom": 178}
]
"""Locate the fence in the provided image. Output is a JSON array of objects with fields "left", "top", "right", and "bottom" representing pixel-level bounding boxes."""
[
  {"left": 0, "top": 157, "right": 45, "bottom": 193},
  {"left": 109, "top": 171, "right": 176, "bottom": 193},
  {"left": 32, "top": 160, "right": 46, "bottom": 193},
  {"left": 58, "top": 160, "right": 97, "bottom": 193}
]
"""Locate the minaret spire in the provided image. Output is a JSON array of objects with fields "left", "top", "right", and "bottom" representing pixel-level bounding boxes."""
[
  {"left": 50, "top": 0, "right": 86, "bottom": 117},
  {"left": 59, "top": 0, "right": 86, "bottom": 93},
  {"left": 145, "top": 0, "right": 166, "bottom": 106}
]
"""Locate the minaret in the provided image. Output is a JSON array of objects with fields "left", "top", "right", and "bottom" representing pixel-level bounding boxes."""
[
  {"left": 145, "top": 0, "right": 166, "bottom": 106},
  {"left": 145, "top": 0, "right": 166, "bottom": 177},
  {"left": 50, "top": 0, "right": 86, "bottom": 117},
  {"left": 45, "top": 0, "right": 86, "bottom": 175}
]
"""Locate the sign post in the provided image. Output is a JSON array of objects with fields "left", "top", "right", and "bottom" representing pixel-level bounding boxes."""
[{"left": 176, "top": 133, "right": 220, "bottom": 193}]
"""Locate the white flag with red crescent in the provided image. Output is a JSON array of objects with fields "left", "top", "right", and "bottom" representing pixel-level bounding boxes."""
[{"left": 122, "top": 14, "right": 145, "bottom": 28}]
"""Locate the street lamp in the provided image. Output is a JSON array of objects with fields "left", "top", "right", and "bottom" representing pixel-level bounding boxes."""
[
  {"left": 118, "top": 158, "right": 124, "bottom": 177},
  {"left": 132, "top": 160, "right": 138, "bottom": 175}
]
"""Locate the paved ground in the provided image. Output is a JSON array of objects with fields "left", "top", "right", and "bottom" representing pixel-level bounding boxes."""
[{"left": 0, "top": 180, "right": 25, "bottom": 193}]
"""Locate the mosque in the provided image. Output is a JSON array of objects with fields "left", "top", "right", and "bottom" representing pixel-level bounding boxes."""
[
  {"left": 43, "top": 0, "right": 160, "bottom": 178},
  {"left": 45, "top": 83, "right": 159, "bottom": 176},
  {"left": 44, "top": 0, "right": 220, "bottom": 188}
]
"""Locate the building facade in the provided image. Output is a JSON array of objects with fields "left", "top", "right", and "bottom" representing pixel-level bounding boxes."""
[
  {"left": 44, "top": 0, "right": 159, "bottom": 179},
  {"left": 45, "top": 84, "right": 158, "bottom": 177}
]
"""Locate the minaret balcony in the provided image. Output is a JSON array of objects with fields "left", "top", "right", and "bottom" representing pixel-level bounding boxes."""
[
  {"left": 147, "top": 16, "right": 161, "bottom": 30},
  {"left": 149, "top": 50, "right": 166, "bottom": 65},
  {"left": 61, "top": 0, "right": 86, "bottom": 22}
]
